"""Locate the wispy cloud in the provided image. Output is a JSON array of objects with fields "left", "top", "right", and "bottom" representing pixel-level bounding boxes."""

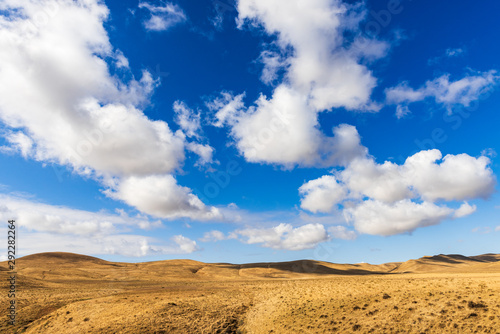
[
  {"left": 139, "top": 1, "right": 186, "bottom": 32},
  {"left": 471, "top": 227, "right": 492, "bottom": 235},
  {"left": 428, "top": 47, "right": 465, "bottom": 65},
  {"left": 386, "top": 70, "right": 499, "bottom": 115},
  {"left": 0, "top": 194, "right": 199, "bottom": 257}
]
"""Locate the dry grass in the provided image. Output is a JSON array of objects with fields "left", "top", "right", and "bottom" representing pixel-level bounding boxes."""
[{"left": 1, "top": 252, "right": 499, "bottom": 333}]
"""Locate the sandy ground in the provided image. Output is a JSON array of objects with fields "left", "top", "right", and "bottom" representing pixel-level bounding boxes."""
[{"left": 1, "top": 252, "right": 499, "bottom": 333}]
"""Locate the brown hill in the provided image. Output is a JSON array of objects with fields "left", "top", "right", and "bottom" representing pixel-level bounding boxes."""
[
  {"left": 392, "top": 253, "right": 500, "bottom": 273},
  {"left": 1, "top": 252, "right": 500, "bottom": 334},
  {"left": 1, "top": 251, "right": 499, "bottom": 282}
]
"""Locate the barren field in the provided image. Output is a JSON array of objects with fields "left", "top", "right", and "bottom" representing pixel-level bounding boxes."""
[{"left": 1, "top": 252, "right": 500, "bottom": 333}]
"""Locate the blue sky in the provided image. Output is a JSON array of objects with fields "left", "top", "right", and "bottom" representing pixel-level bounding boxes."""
[{"left": 0, "top": 0, "right": 499, "bottom": 264}]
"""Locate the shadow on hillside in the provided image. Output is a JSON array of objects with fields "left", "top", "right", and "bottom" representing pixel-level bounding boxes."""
[
  {"left": 428, "top": 254, "right": 496, "bottom": 264},
  {"left": 216, "top": 260, "right": 391, "bottom": 276}
]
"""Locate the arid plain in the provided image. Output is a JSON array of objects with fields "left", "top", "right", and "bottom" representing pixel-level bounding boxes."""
[{"left": 1, "top": 252, "right": 500, "bottom": 333}]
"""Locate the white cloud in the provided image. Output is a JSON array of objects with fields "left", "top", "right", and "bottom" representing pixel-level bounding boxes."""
[
  {"left": 341, "top": 157, "right": 412, "bottom": 203},
  {"left": 345, "top": 200, "right": 454, "bottom": 236},
  {"left": 171, "top": 235, "right": 199, "bottom": 254},
  {"left": 495, "top": 226, "right": 500, "bottom": 232},
  {"left": 300, "top": 149, "right": 495, "bottom": 236},
  {"left": 237, "top": 223, "right": 328, "bottom": 251},
  {"left": 7, "top": 232, "right": 199, "bottom": 257},
  {"left": 212, "top": 87, "right": 321, "bottom": 166},
  {"left": 395, "top": 105, "right": 411, "bottom": 119},
  {"left": 403, "top": 150, "right": 495, "bottom": 202},
  {"left": 453, "top": 202, "right": 477, "bottom": 218},
  {"left": 208, "top": 0, "right": 386, "bottom": 168},
  {"left": 386, "top": 71, "right": 500, "bottom": 113},
  {"left": 104, "top": 175, "right": 222, "bottom": 221},
  {"left": 208, "top": 91, "right": 246, "bottom": 128},
  {"left": 471, "top": 226, "right": 492, "bottom": 235},
  {"left": 328, "top": 225, "right": 357, "bottom": 240},
  {"left": 210, "top": 89, "right": 367, "bottom": 168},
  {"left": 138, "top": 1, "right": 186, "bottom": 32},
  {"left": 0, "top": 131, "right": 34, "bottom": 158},
  {"left": 0, "top": 0, "right": 220, "bottom": 220},
  {"left": 0, "top": 194, "right": 154, "bottom": 236},
  {"left": 173, "top": 101, "right": 201, "bottom": 138},
  {"left": 186, "top": 142, "right": 215, "bottom": 166},
  {"left": 199, "top": 230, "right": 227, "bottom": 242},
  {"left": 258, "top": 50, "right": 287, "bottom": 85},
  {"left": 428, "top": 48, "right": 465, "bottom": 65},
  {"left": 237, "top": 0, "right": 386, "bottom": 112},
  {"left": 299, "top": 175, "right": 346, "bottom": 213},
  {"left": 446, "top": 48, "right": 464, "bottom": 57},
  {"left": 0, "top": 194, "right": 198, "bottom": 257}
]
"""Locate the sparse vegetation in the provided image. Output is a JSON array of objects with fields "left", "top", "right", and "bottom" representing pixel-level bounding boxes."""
[{"left": 1, "top": 252, "right": 500, "bottom": 333}]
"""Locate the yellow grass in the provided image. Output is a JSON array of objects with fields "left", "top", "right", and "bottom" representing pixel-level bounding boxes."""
[{"left": 1, "top": 252, "right": 499, "bottom": 333}]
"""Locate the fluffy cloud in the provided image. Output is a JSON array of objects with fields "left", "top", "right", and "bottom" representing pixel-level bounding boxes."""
[
  {"left": 300, "top": 149, "right": 495, "bottom": 235},
  {"left": 104, "top": 175, "right": 222, "bottom": 221},
  {"left": 299, "top": 176, "right": 346, "bottom": 213},
  {"left": 237, "top": 0, "right": 386, "bottom": 111},
  {"left": 403, "top": 150, "right": 495, "bottom": 202},
  {"left": 344, "top": 200, "right": 454, "bottom": 236},
  {"left": 138, "top": 1, "right": 186, "bottom": 32},
  {"left": 386, "top": 71, "right": 499, "bottom": 114},
  {"left": 237, "top": 223, "right": 328, "bottom": 250},
  {"left": 0, "top": 0, "right": 219, "bottom": 220},
  {"left": 210, "top": 89, "right": 367, "bottom": 167},
  {"left": 186, "top": 142, "right": 215, "bottom": 166},
  {"left": 208, "top": 0, "right": 386, "bottom": 168},
  {"left": 454, "top": 202, "right": 477, "bottom": 218}
]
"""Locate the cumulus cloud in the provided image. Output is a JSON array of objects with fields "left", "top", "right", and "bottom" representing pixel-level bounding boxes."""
[
  {"left": 0, "top": 0, "right": 219, "bottom": 220},
  {"left": 403, "top": 150, "right": 495, "bottom": 202},
  {"left": 208, "top": 0, "right": 387, "bottom": 168},
  {"left": 299, "top": 176, "right": 346, "bottom": 213},
  {"left": 386, "top": 71, "right": 500, "bottom": 114},
  {"left": 210, "top": 90, "right": 367, "bottom": 167},
  {"left": 300, "top": 149, "right": 495, "bottom": 235},
  {"left": 454, "top": 202, "right": 477, "bottom": 218},
  {"left": 236, "top": 223, "right": 328, "bottom": 250},
  {"left": 345, "top": 200, "right": 454, "bottom": 236},
  {"left": 138, "top": 1, "right": 186, "bottom": 32},
  {"left": 237, "top": 0, "right": 386, "bottom": 111},
  {"left": 104, "top": 175, "right": 222, "bottom": 221}
]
